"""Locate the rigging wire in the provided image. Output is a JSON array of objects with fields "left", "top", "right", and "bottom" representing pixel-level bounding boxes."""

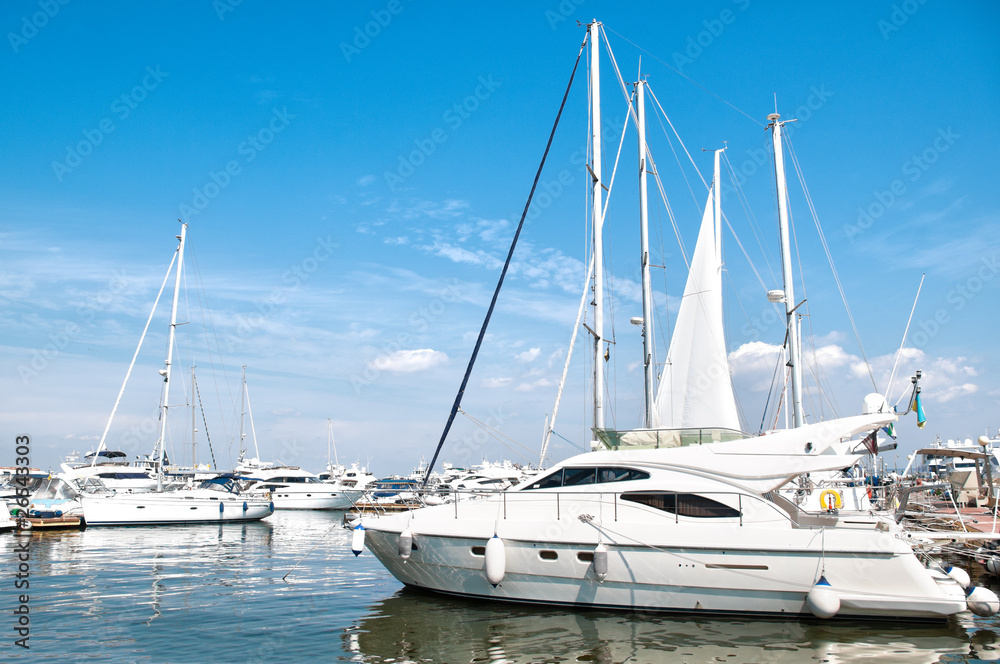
[
  {"left": 194, "top": 373, "right": 219, "bottom": 470},
  {"left": 186, "top": 240, "right": 239, "bottom": 449},
  {"left": 722, "top": 150, "right": 780, "bottom": 289},
  {"left": 602, "top": 25, "right": 764, "bottom": 128},
  {"left": 885, "top": 274, "right": 925, "bottom": 405},
  {"left": 421, "top": 35, "right": 587, "bottom": 487},
  {"left": 458, "top": 408, "right": 535, "bottom": 464},
  {"left": 94, "top": 248, "right": 178, "bottom": 459},
  {"left": 785, "top": 134, "right": 879, "bottom": 392}
]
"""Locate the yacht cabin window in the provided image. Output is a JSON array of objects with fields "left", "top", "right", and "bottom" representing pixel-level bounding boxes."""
[
  {"left": 622, "top": 492, "right": 741, "bottom": 518},
  {"left": 524, "top": 467, "right": 650, "bottom": 490}
]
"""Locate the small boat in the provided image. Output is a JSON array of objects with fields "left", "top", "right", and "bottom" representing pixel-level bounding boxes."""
[{"left": 16, "top": 514, "right": 86, "bottom": 532}]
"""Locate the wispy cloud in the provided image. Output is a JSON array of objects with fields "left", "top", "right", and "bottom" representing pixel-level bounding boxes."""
[
  {"left": 371, "top": 348, "right": 447, "bottom": 372},
  {"left": 516, "top": 347, "right": 541, "bottom": 362}
]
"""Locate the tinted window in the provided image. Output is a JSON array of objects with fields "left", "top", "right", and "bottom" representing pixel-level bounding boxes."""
[
  {"left": 622, "top": 492, "right": 741, "bottom": 518},
  {"left": 525, "top": 469, "right": 564, "bottom": 490},
  {"left": 524, "top": 467, "right": 650, "bottom": 490},
  {"left": 597, "top": 468, "right": 650, "bottom": 483},
  {"left": 563, "top": 467, "right": 596, "bottom": 486}
]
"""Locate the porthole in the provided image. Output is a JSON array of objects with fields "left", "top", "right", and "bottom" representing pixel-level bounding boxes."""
[
  {"left": 539, "top": 550, "right": 558, "bottom": 560},
  {"left": 577, "top": 552, "right": 594, "bottom": 563},
  {"left": 471, "top": 546, "right": 486, "bottom": 556}
]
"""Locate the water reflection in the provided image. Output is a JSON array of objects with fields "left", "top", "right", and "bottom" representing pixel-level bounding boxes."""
[
  {"left": 7, "top": 512, "right": 999, "bottom": 663},
  {"left": 352, "top": 588, "right": 996, "bottom": 664}
]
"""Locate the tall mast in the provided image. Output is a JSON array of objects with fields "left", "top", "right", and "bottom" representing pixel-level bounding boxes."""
[
  {"left": 589, "top": 19, "right": 605, "bottom": 439},
  {"left": 714, "top": 149, "right": 723, "bottom": 266},
  {"left": 636, "top": 78, "right": 654, "bottom": 428},
  {"left": 156, "top": 222, "right": 186, "bottom": 491},
  {"left": 767, "top": 113, "right": 804, "bottom": 428},
  {"left": 191, "top": 365, "right": 197, "bottom": 468},
  {"left": 238, "top": 365, "right": 247, "bottom": 462}
]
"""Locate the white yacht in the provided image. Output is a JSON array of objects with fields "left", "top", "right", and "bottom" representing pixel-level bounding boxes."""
[
  {"left": 356, "top": 22, "right": 998, "bottom": 619},
  {"left": 238, "top": 460, "right": 356, "bottom": 510},
  {"left": 359, "top": 414, "right": 996, "bottom": 618},
  {"left": 81, "top": 475, "right": 273, "bottom": 526},
  {"left": 441, "top": 460, "right": 538, "bottom": 494},
  {"left": 917, "top": 434, "right": 1000, "bottom": 479},
  {"left": 0, "top": 501, "right": 15, "bottom": 532}
]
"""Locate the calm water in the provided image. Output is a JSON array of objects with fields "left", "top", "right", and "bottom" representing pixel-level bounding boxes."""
[{"left": 3, "top": 510, "right": 1000, "bottom": 663}]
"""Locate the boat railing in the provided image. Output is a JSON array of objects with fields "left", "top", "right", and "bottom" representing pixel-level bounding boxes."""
[{"left": 437, "top": 489, "right": 797, "bottom": 528}]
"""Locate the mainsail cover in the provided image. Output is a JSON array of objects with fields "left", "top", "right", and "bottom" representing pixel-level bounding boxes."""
[{"left": 652, "top": 184, "right": 740, "bottom": 431}]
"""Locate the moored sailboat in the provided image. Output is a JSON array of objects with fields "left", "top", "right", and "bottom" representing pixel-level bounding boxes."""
[
  {"left": 356, "top": 20, "right": 998, "bottom": 619},
  {"left": 79, "top": 223, "right": 273, "bottom": 526}
]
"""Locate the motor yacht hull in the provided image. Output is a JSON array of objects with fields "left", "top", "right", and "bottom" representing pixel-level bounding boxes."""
[
  {"left": 269, "top": 486, "right": 361, "bottom": 510},
  {"left": 81, "top": 490, "right": 274, "bottom": 526},
  {"left": 361, "top": 494, "right": 967, "bottom": 620}
]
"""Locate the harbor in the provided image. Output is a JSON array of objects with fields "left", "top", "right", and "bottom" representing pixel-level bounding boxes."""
[
  {"left": 3, "top": 510, "right": 1000, "bottom": 663},
  {"left": 3, "top": 2, "right": 999, "bottom": 662}
]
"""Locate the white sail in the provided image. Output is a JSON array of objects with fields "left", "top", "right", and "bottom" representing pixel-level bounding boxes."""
[{"left": 652, "top": 182, "right": 740, "bottom": 431}]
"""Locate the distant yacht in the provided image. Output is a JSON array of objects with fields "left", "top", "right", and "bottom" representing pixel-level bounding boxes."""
[{"left": 237, "top": 458, "right": 357, "bottom": 510}]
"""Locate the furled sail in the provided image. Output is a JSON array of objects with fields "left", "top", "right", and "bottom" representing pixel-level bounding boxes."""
[{"left": 652, "top": 182, "right": 740, "bottom": 431}]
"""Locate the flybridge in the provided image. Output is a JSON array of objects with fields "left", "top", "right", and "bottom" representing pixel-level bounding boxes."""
[{"left": 593, "top": 427, "right": 744, "bottom": 450}]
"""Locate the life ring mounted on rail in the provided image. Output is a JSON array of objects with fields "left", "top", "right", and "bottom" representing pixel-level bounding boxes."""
[{"left": 819, "top": 489, "right": 843, "bottom": 511}]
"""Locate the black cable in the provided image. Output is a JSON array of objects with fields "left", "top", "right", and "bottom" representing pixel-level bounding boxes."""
[{"left": 422, "top": 34, "right": 588, "bottom": 487}]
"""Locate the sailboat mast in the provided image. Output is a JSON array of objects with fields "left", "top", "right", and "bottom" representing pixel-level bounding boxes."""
[
  {"left": 191, "top": 366, "right": 197, "bottom": 469},
  {"left": 768, "top": 113, "right": 804, "bottom": 428},
  {"left": 636, "top": 78, "right": 654, "bottom": 428},
  {"left": 156, "top": 222, "right": 187, "bottom": 491},
  {"left": 714, "top": 149, "right": 723, "bottom": 265},
  {"left": 239, "top": 365, "right": 247, "bottom": 462},
  {"left": 589, "top": 19, "right": 605, "bottom": 438}
]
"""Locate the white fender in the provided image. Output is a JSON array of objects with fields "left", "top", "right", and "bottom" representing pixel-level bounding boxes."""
[
  {"left": 945, "top": 565, "right": 971, "bottom": 589},
  {"left": 593, "top": 542, "right": 608, "bottom": 582},
  {"left": 806, "top": 576, "right": 840, "bottom": 619},
  {"left": 398, "top": 529, "right": 413, "bottom": 561},
  {"left": 986, "top": 557, "right": 1000, "bottom": 577},
  {"left": 967, "top": 586, "right": 1000, "bottom": 617},
  {"left": 351, "top": 524, "right": 366, "bottom": 557},
  {"left": 485, "top": 535, "right": 506, "bottom": 586}
]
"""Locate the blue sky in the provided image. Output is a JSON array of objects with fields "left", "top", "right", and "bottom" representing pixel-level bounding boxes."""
[{"left": 2, "top": 1, "right": 998, "bottom": 474}]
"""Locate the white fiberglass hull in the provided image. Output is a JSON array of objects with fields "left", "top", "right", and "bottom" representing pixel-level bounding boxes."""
[
  {"left": 269, "top": 487, "right": 361, "bottom": 510},
  {"left": 81, "top": 490, "right": 273, "bottom": 526},
  {"left": 361, "top": 495, "right": 967, "bottom": 620}
]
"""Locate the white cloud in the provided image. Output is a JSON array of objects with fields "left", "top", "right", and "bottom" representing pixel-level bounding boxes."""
[
  {"left": 936, "top": 383, "right": 978, "bottom": 403},
  {"left": 386, "top": 198, "right": 469, "bottom": 221},
  {"left": 357, "top": 175, "right": 376, "bottom": 186},
  {"left": 728, "top": 341, "right": 784, "bottom": 375},
  {"left": 420, "top": 240, "right": 502, "bottom": 269},
  {"left": 515, "top": 378, "right": 554, "bottom": 392},
  {"left": 516, "top": 347, "right": 541, "bottom": 363},
  {"left": 806, "top": 344, "right": 858, "bottom": 371},
  {"left": 482, "top": 376, "right": 512, "bottom": 388},
  {"left": 370, "top": 349, "right": 447, "bottom": 373}
]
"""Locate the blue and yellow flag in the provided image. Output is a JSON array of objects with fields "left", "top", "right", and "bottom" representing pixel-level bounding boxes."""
[{"left": 915, "top": 392, "right": 926, "bottom": 429}]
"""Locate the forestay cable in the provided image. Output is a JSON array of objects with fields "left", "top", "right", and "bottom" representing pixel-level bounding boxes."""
[
  {"left": 422, "top": 37, "right": 587, "bottom": 487},
  {"left": 94, "top": 247, "right": 179, "bottom": 461}
]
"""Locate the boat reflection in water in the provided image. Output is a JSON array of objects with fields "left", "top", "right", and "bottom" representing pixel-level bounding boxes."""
[{"left": 351, "top": 588, "right": 999, "bottom": 664}]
